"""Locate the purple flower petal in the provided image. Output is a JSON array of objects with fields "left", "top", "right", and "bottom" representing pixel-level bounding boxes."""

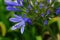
[
  {"left": 11, "top": 21, "right": 25, "bottom": 30},
  {"left": 4, "top": 0, "right": 12, "bottom": 2},
  {"left": 17, "top": 0, "right": 24, "bottom": 3},
  {"left": 9, "top": 18, "right": 23, "bottom": 22},
  {"left": 47, "top": 9, "right": 50, "bottom": 15},
  {"left": 11, "top": 25, "right": 18, "bottom": 30},
  {"left": 44, "top": 20, "right": 48, "bottom": 25},
  {"left": 41, "top": 13, "right": 44, "bottom": 17},
  {"left": 23, "top": 18, "right": 28, "bottom": 21},
  {"left": 27, "top": 19, "right": 32, "bottom": 24},
  {"left": 23, "top": 14, "right": 32, "bottom": 24},
  {"left": 39, "top": 3, "right": 43, "bottom": 9},
  {"left": 28, "top": 5, "right": 32, "bottom": 10},
  {"left": 21, "top": 24, "right": 25, "bottom": 34},
  {"left": 56, "top": 7, "right": 60, "bottom": 15},
  {"left": 11, "top": 22, "right": 22, "bottom": 30},
  {"left": 5, "top": 1, "right": 21, "bottom": 6},
  {"left": 6, "top": 6, "right": 20, "bottom": 11}
]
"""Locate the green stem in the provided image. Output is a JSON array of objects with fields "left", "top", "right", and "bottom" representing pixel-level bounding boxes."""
[{"left": 47, "top": 25, "right": 56, "bottom": 40}]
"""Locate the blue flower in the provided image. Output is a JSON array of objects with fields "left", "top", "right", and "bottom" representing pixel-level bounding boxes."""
[
  {"left": 47, "top": 9, "right": 50, "bottom": 15},
  {"left": 44, "top": 20, "right": 48, "bottom": 25},
  {"left": 41, "top": 13, "right": 44, "bottom": 17},
  {"left": 56, "top": 7, "right": 60, "bottom": 15},
  {"left": 9, "top": 14, "right": 31, "bottom": 34},
  {"left": 28, "top": 4, "right": 32, "bottom": 10},
  {"left": 39, "top": 3, "right": 43, "bottom": 9}
]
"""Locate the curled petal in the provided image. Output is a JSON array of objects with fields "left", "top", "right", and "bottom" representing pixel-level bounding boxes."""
[
  {"left": 6, "top": 6, "right": 20, "bottom": 11},
  {"left": 21, "top": 24, "right": 25, "bottom": 34},
  {"left": 11, "top": 22, "right": 24, "bottom": 30},
  {"left": 4, "top": 0, "right": 12, "bottom": 2},
  {"left": 9, "top": 18, "right": 22, "bottom": 22},
  {"left": 5, "top": 1, "right": 21, "bottom": 6},
  {"left": 11, "top": 25, "right": 18, "bottom": 30}
]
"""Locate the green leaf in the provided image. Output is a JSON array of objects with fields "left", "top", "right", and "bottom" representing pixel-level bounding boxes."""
[
  {"left": 57, "top": 17, "right": 60, "bottom": 32},
  {"left": 0, "top": 22, "right": 6, "bottom": 36},
  {"left": 48, "top": 17, "right": 58, "bottom": 25},
  {"left": 54, "top": 2, "right": 60, "bottom": 8},
  {"left": 31, "top": 26, "right": 36, "bottom": 34},
  {"left": 36, "top": 36, "right": 42, "bottom": 40}
]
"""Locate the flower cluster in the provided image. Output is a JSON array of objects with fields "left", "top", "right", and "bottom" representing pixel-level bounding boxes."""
[
  {"left": 9, "top": 14, "right": 31, "bottom": 34},
  {"left": 5, "top": 0, "right": 60, "bottom": 34}
]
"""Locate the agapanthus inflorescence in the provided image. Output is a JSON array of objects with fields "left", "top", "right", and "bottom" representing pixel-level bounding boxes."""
[{"left": 5, "top": 0, "right": 58, "bottom": 33}]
